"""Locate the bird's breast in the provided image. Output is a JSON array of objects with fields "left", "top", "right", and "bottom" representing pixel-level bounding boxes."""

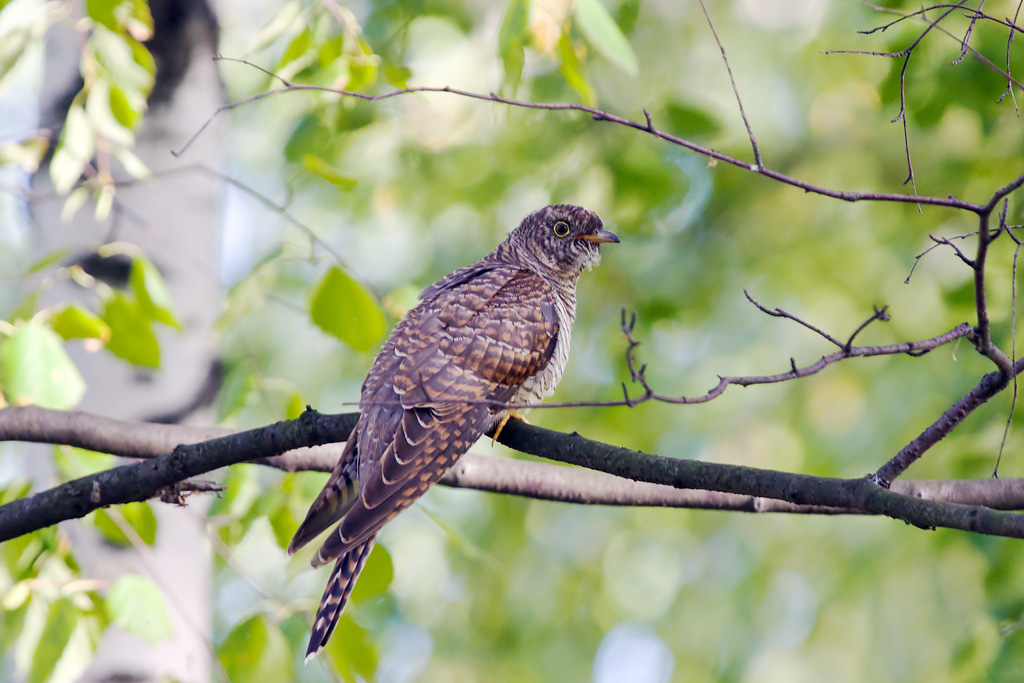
[{"left": 510, "top": 292, "right": 575, "bottom": 408}]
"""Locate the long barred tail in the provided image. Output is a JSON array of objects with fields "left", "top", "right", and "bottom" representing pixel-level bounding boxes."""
[{"left": 305, "top": 535, "right": 377, "bottom": 662}]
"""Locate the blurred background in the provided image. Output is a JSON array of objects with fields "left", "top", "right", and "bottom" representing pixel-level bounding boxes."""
[{"left": 2, "top": 0, "right": 1024, "bottom": 681}]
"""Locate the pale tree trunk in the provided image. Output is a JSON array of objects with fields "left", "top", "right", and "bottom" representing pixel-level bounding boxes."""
[{"left": 28, "top": 2, "right": 224, "bottom": 681}]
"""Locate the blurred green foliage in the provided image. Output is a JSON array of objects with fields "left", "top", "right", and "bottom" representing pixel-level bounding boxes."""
[{"left": 3, "top": 0, "right": 1024, "bottom": 681}]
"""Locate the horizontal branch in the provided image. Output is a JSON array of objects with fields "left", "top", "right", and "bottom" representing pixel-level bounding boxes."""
[
  {"left": 2, "top": 406, "right": 1024, "bottom": 542},
  {"left": 0, "top": 409, "right": 356, "bottom": 542},
  {"left": 444, "top": 453, "right": 1024, "bottom": 514},
  {"left": 177, "top": 57, "right": 992, "bottom": 213},
  {"left": 495, "top": 420, "right": 1024, "bottom": 538}
]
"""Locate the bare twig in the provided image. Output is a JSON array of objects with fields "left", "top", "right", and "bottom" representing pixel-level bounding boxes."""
[
  {"left": 825, "top": 1, "right": 969, "bottom": 199},
  {"left": 933, "top": 234, "right": 978, "bottom": 267},
  {"left": 858, "top": 3, "right": 1023, "bottom": 35},
  {"left": 743, "top": 290, "right": 844, "bottom": 348},
  {"left": 696, "top": 0, "right": 762, "bottom": 167},
  {"left": 845, "top": 305, "right": 891, "bottom": 351},
  {"left": 179, "top": 57, "right": 987, "bottom": 213},
  {"left": 860, "top": 1, "right": 1024, "bottom": 96},
  {"left": 953, "top": 0, "right": 984, "bottom": 65},
  {"left": 998, "top": 0, "right": 1022, "bottom": 113},
  {"left": 995, "top": 206, "right": 1022, "bottom": 476}
]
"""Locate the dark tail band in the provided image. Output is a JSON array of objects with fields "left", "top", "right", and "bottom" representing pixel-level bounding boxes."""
[{"left": 305, "top": 535, "right": 377, "bottom": 662}]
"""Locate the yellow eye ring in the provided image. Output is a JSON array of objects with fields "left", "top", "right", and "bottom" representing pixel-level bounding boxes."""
[{"left": 552, "top": 221, "right": 570, "bottom": 237}]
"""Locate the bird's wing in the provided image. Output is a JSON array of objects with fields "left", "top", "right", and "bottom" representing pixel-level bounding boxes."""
[
  {"left": 287, "top": 435, "right": 360, "bottom": 555},
  {"left": 309, "top": 266, "right": 559, "bottom": 567}
]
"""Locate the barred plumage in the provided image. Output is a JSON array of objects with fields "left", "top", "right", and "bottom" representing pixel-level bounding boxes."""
[{"left": 288, "top": 204, "right": 618, "bottom": 659}]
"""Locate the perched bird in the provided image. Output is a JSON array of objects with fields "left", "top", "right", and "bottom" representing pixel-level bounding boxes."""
[{"left": 288, "top": 204, "right": 619, "bottom": 659}]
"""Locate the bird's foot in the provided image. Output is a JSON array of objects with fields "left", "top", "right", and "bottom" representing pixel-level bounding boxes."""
[{"left": 491, "top": 411, "right": 530, "bottom": 445}]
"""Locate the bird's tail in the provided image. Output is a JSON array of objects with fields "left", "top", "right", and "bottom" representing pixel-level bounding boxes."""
[{"left": 305, "top": 534, "right": 377, "bottom": 662}]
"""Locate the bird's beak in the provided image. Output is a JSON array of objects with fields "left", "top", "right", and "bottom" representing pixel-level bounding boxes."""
[{"left": 576, "top": 229, "right": 620, "bottom": 244}]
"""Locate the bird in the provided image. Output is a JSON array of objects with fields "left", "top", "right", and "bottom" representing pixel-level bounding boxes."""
[{"left": 288, "top": 204, "right": 619, "bottom": 660}]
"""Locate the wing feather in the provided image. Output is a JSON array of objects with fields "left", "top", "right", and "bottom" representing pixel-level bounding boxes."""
[{"left": 310, "top": 266, "right": 559, "bottom": 568}]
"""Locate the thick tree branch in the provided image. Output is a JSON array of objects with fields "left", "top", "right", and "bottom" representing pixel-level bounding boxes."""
[
  {"left": 0, "top": 409, "right": 356, "bottom": 542},
  {"left": 3, "top": 406, "right": 1024, "bottom": 543},
  {"left": 494, "top": 420, "right": 1024, "bottom": 538},
  {"left": 875, "top": 356, "right": 1024, "bottom": 484},
  {"left": 444, "top": 454, "right": 1024, "bottom": 514}
]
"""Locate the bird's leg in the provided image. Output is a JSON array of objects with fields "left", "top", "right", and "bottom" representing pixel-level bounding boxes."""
[{"left": 491, "top": 410, "right": 530, "bottom": 445}]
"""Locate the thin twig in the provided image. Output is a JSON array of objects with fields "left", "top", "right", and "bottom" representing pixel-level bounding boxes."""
[
  {"left": 744, "top": 290, "right": 845, "bottom": 348},
  {"left": 998, "top": 0, "right": 1022, "bottom": 112},
  {"left": 860, "top": 1, "right": 1024, "bottom": 96},
  {"left": 845, "top": 306, "right": 891, "bottom": 352},
  {"left": 696, "top": 0, "right": 762, "bottom": 167},
  {"left": 953, "top": 0, "right": 984, "bottom": 65},
  {"left": 826, "top": 1, "right": 971, "bottom": 202},
  {"left": 930, "top": 234, "right": 977, "bottom": 267},
  {"left": 995, "top": 201, "right": 1022, "bottom": 476},
  {"left": 179, "top": 57, "right": 987, "bottom": 213}
]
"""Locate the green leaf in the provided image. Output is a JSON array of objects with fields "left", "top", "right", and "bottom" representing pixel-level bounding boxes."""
[
  {"left": 0, "top": 135, "right": 49, "bottom": 173},
  {"left": 246, "top": 0, "right": 303, "bottom": 54},
  {"left": 50, "top": 104, "right": 94, "bottom": 195},
  {"left": 8, "top": 289, "right": 39, "bottom": 323},
  {"left": 215, "top": 364, "right": 256, "bottom": 421},
  {"left": 0, "top": 480, "right": 31, "bottom": 506},
  {"left": 23, "top": 248, "right": 72, "bottom": 276},
  {"left": 558, "top": 34, "right": 596, "bottom": 106},
  {"left": 616, "top": 0, "right": 640, "bottom": 34},
  {"left": 92, "top": 502, "right": 157, "bottom": 546},
  {"left": 60, "top": 187, "right": 89, "bottom": 224},
  {"left": 302, "top": 154, "right": 356, "bottom": 189},
  {"left": 344, "top": 39, "right": 379, "bottom": 92},
  {"left": 574, "top": 0, "right": 639, "bottom": 76},
  {"left": 218, "top": 615, "right": 291, "bottom": 683},
  {"left": 87, "top": 13, "right": 153, "bottom": 78},
  {"left": 663, "top": 100, "right": 721, "bottom": 137},
  {"left": 277, "top": 26, "right": 314, "bottom": 79},
  {"left": 100, "top": 292, "right": 160, "bottom": 368},
  {"left": 350, "top": 543, "right": 393, "bottom": 603},
  {"left": 498, "top": 0, "right": 530, "bottom": 92},
  {"left": 108, "top": 83, "right": 139, "bottom": 129},
  {"left": 309, "top": 266, "right": 387, "bottom": 352},
  {"left": 267, "top": 502, "right": 298, "bottom": 549},
  {"left": 323, "top": 615, "right": 378, "bottom": 681},
  {"left": 0, "top": 27, "right": 30, "bottom": 90},
  {"left": 51, "top": 303, "right": 111, "bottom": 342},
  {"left": 93, "top": 184, "right": 114, "bottom": 221},
  {"left": 130, "top": 256, "right": 181, "bottom": 330},
  {"left": 55, "top": 446, "right": 115, "bottom": 478},
  {"left": 89, "top": 25, "right": 153, "bottom": 114},
  {"left": 0, "top": 321, "right": 86, "bottom": 409},
  {"left": 28, "top": 598, "right": 76, "bottom": 683},
  {"left": 285, "top": 392, "right": 306, "bottom": 420},
  {"left": 85, "top": 77, "right": 132, "bottom": 146},
  {"left": 107, "top": 574, "right": 170, "bottom": 645},
  {"left": 383, "top": 62, "right": 412, "bottom": 88},
  {"left": 114, "top": 146, "right": 150, "bottom": 180},
  {"left": 284, "top": 112, "right": 331, "bottom": 163},
  {"left": 218, "top": 260, "right": 279, "bottom": 332}
]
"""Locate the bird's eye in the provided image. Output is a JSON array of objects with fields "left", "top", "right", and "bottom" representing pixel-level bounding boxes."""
[{"left": 552, "top": 221, "right": 570, "bottom": 237}]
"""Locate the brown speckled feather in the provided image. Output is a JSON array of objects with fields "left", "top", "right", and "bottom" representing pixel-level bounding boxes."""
[
  {"left": 317, "top": 266, "right": 558, "bottom": 564},
  {"left": 289, "top": 204, "right": 617, "bottom": 660}
]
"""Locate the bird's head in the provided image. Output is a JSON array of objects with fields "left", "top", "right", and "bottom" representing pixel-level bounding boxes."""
[{"left": 506, "top": 204, "right": 619, "bottom": 277}]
